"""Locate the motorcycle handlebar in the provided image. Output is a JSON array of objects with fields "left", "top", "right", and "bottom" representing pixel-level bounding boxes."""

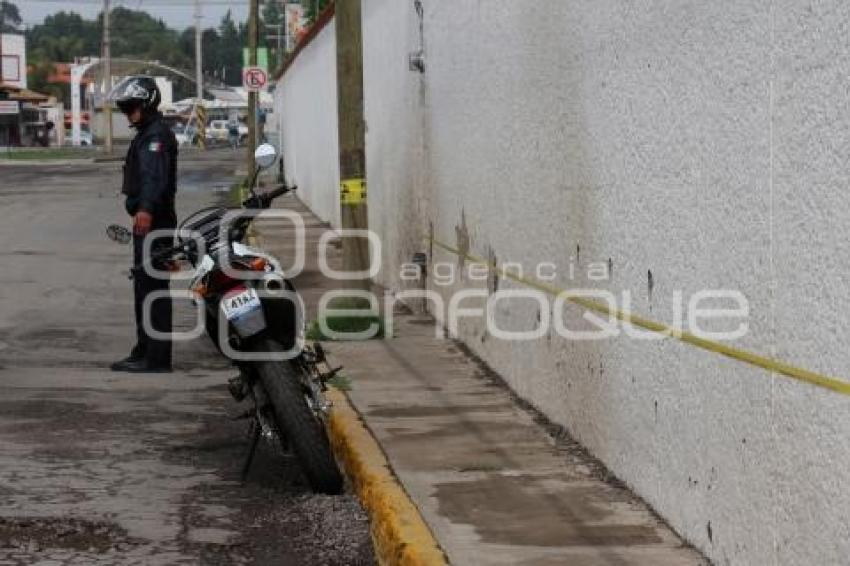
[
  {"left": 243, "top": 184, "right": 296, "bottom": 209},
  {"left": 266, "top": 184, "right": 294, "bottom": 201}
]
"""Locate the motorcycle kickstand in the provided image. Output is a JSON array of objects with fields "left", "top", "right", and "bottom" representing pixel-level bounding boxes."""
[{"left": 241, "top": 418, "right": 262, "bottom": 483}]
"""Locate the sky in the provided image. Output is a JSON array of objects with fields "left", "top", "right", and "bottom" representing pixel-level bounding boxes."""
[{"left": 20, "top": 0, "right": 251, "bottom": 31}]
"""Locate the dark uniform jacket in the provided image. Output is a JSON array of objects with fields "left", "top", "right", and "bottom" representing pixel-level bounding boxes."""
[{"left": 122, "top": 112, "right": 178, "bottom": 218}]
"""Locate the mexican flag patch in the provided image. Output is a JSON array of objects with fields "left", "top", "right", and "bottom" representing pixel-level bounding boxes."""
[{"left": 148, "top": 141, "right": 163, "bottom": 152}]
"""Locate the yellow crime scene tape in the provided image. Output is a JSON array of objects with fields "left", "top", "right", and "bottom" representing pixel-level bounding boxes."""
[
  {"left": 429, "top": 238, "right": 850, "bottom": 397},
  {"left": 340, "top": 178, "right": 367, "bottom": 205}
]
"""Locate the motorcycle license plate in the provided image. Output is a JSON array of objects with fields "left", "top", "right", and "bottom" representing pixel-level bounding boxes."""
[{"left": 221, "top": 287, "right": 262, "bottom": 320}]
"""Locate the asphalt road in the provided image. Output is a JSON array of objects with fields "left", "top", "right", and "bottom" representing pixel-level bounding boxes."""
[{"left": 0, "top": 151, "right": 374, "bottom": 565}]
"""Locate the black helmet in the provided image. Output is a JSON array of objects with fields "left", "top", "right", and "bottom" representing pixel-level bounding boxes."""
[{"left": 111, "top": 75, "right": 161, "bottom": 115}]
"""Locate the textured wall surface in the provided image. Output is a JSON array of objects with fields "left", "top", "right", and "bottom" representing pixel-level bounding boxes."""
[
  {"left": 277, "top": 20, "right": 341, "bottom": 228},
  {"left": 361, "top": 0, "right": 432, "bottom": 282},
  {"left": 276, "top": 2, "right": 850, "bottom": 563}
]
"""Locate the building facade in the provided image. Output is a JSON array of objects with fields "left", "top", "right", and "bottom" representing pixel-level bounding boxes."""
[{"left": 1, "top": 34, "right": 27, "bottom": 89}]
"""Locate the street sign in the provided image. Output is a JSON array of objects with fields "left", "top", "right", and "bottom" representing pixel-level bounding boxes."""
[
  {"left": 0, "top": 101, "right": 19, "bottom": 115},
  {"left": 242, "top": 48, "right": 269, "bottom": 71},
  {"left": 242, "top": 67, "right": 268, "bottom": 92}
]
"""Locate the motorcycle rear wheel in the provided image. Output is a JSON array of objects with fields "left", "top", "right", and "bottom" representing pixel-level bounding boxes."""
[{"left": 255, "top": 341, "right": 343, "bottom": 495}]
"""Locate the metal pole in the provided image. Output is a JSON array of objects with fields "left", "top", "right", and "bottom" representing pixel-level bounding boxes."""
[
  {"left": 194, "top": 0, "right": 206, "bottom": 150},
  {"left": 265, "top": 26, "right": 284, "bottom": 70},
  {"left": 194, "top": 0, "right": 203, "bottom": 102},
  {"left": 71, "top": 63, "right": 84, "bottom": 146},
  {"left": 276, "top": 19, "right": 282, "bottom": 63},
  {"left": 283, "top": 1, "right": 289, "bottom": 52},
  {"left": 277, "top": 2, "right": 287, "bottom": 182},
  {"left": 247, "top": 0, "right": 258, "bottom": 173},
  {"left": 103, "top": 0, "right": 113, "bottom": 154}
]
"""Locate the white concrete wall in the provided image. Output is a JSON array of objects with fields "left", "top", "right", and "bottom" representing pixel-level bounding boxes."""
[
  {"left": 361, "top": 0, "right": 433, "bottom": 277},
  {"left": 276, "top": 20, "right": 341, "bottom": 228},
  {"left": 276, "top": 2, "right": 850, "bottom": 564}
]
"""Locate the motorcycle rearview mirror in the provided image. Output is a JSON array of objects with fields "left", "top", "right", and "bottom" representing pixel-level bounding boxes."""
[
  {"left": 254, "top": 143, "right": 278, "bottom": 169},
  {"left": 106, "top": 224, "right": 132, "bottom": 245}
]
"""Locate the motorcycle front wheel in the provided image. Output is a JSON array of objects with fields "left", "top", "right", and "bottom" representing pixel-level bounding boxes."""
[{"left": 255, "top": 340, "right": 343, "bottom": 495}]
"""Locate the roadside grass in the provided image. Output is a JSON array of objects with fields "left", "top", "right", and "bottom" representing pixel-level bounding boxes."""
[
  {"left": 0, "top": 147, "right": 96, "bottom": 160},
  {"left": 306, "top": 296, "right": 386, "bottom": 341}
]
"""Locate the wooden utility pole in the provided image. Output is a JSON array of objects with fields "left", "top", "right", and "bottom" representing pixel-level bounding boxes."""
[
  {"left": 335, "top": 0, "right": 370, "bottom": 288},
  {"left": 247, "top": 0, "right": 259, "bottom": 173},
  {"left": 103, "top": 0, "right": 113, "bottom": 154},
  {"left": 0, "top": 10, "right": 4, "bottom": 84}
]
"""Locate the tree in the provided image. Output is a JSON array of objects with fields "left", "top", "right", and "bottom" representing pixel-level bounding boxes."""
[
  {"left": 26, "top": 11, "right": 98, "bottom": 103},
  {"left": 27, "top": 57, "right": 65, "bottom": 101},
  {"left": 106, "top": 8, "right": 192, "bottom": 71},
  {"left": 27, "top": 12, "right": 100, "bottom": 59},
  {"left": 218, "top": 11, "right": 243, "bottom": 86},
  {"left": 25, "top": 7, "right": 249, "bottom": 98},
  {"left": 303, "top": 0, "right": 332, "bottom": 26},
  {"left": 0, "top": 0, "right": 21, "bottom": 33}
]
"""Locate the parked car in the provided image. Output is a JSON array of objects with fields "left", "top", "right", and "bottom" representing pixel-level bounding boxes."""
[
  {"left": 206, "top": 120, "right": 249, "bottom": 145},
  {"left": 206, "top": 120, "right": 230, "bottom": 143},
  {"left": 64, "top": 130, "right": 94, "bottom": 146}
]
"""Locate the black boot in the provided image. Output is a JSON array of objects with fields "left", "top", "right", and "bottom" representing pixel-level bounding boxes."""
[{"left": 110, "top": 348, "right": 145, "bottom": 371}]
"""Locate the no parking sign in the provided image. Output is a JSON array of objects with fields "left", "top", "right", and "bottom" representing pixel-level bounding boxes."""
[{"left": 242, "top": 67, "right": 268, "bottom": 92}]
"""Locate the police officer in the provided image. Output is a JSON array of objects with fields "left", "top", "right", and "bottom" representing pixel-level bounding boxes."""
[{"left": 110, "top": 76, "right": 178, "bottom": 373}]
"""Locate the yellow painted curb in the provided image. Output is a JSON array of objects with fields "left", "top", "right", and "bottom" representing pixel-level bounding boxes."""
[{"left": 326, "top": 388, "right": 449, "bottom": 566}]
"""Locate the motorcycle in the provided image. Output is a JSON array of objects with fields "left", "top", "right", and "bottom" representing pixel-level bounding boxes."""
[{"left": 107, "top": 143, "right": 344, "bottom": 494}]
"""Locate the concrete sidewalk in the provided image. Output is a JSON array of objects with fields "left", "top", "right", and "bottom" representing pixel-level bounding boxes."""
[{"left": 257, "top": 195, "right": 706, "bottom": 565}]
